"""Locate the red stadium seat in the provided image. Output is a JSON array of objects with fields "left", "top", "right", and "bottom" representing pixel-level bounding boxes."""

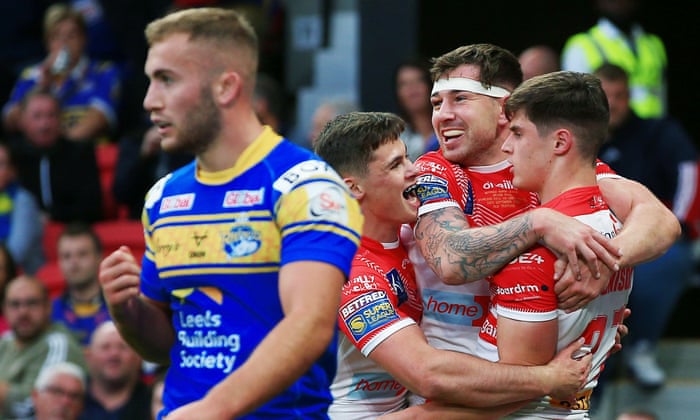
[
  {"left": 35, "top": 261, "right": 65, "bottom": 299},
  {"left": 93, "top": 219, "right": 146, "bottom": 261},
  {"left": 95, "top": 142, "right": 126, "bottom": 219},
  {"left": 42, "top": 221, "right": 65, "bottom": 262}
]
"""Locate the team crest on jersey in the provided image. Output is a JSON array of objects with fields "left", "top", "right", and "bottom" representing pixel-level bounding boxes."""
[
  {"left": 386, "top": 269, "right": 408, "bottom": 306},
  {"left": 160, "top": 193, "right": 195, "bottom": 213},
  {"left": 221, "top": 225, "right": 261, "bottom": 258}
]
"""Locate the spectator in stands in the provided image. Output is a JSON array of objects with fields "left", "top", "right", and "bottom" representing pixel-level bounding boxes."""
[
  {"left": 561, "top": 0, "right": 667, "bottom": 118},
  {"left": 0, "top": 275, "right": 86, "bottom": 419},
  {"left": 394, "top": 56, "right": 438, "bottom": 160},
  {"left": 52, "top": 223, "right": 110, "bottom": 346},
  {"left": 80, "top": 321, "right": 151, "bottom": 420},
  {"left": 253, "top": 72, "right": 286, "bottom": 135},
  {"left": 0, "top": 1, "right": 52, "bottom": 139},
  {"left": 70, "top": 0, "right": 171, "bottom": 140},
  {"left": 518, "top": 45, "right": 560, "bottom": 81},
  {"left": 11, "top": 90, "right": 103, "bottom": 223},
  {"left": 2, "top": 3, "right": 121, "bottom": 143},
  {"left": 112, "top": 125, "right": 193, "bottom": 219},
  {"left": 32, "top": 361, "right": 87, "bottom": 420},
  {"left": 0, "top": 243, "right": 18, "bottom": 333},
  {"left": 595, "top": 63, "right": 699, "bottom": 389},
  {"left": 308, "top": 97, "right": 359, "bottom": 147},
  {"left": 0, "top": 141, "right": 45, "bottom": 274}
]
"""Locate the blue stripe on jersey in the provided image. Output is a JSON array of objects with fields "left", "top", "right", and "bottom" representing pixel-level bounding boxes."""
[{"left": 140, "top": 128, "right": 362, "bottom": 417}]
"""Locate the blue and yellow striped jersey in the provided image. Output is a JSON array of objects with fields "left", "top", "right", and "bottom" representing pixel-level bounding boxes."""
[{"left": 141, "top": 127, "right": 363, "bottom": 418}]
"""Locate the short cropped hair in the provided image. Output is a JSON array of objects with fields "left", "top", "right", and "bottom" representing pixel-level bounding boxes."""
[
  {"left": 314, "top": 112, "right": 406, "bottom": 178},
  {"left": 43, "top": 4, "right": 86, "bottom": 41},
  {"left": 145, "top": 7, "right": 259, "bottom": 89},
  {"left": 58, "top": 222, "right": 103, "bottom": 255},
  {"left": 34, "top": 362, "right": 86, "bottom": 392},
  {"left": 430, "top": 43, "right": 523, "bottom": 92},
  {"left": 505, "top": 71, "right": 609, "bottom": 161}
]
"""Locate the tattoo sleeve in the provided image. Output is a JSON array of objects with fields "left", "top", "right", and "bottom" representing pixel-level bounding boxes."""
[{"left": 414, "top": 206, "right": 537, "bottom": 283}]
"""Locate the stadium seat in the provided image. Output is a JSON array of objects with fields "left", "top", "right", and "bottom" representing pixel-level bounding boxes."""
[
  {"left": 95, "top": 142, "right": 125, "bottom": 219},
  {"left": 93, "top": 219, "right": 146, "bottom": 262}
]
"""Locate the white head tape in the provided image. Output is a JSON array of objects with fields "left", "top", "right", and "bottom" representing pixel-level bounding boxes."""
[{"left": 431, "top": 77, "right": 510, "bottom": 98}]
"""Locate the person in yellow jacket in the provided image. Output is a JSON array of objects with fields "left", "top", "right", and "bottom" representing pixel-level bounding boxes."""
[{"left": 561, "top": 0, "right": 667, "bottom": 118}]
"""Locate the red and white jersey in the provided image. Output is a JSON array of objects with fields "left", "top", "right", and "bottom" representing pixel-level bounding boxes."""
[
  {"left": 329, "top": 236, "right": 422, "bottom": 419},
  {"left": 475, "top": 186, "right": 633, "bottom": 419},
  {"left": 408, "top": 153, "right": 538, "bottom": 355}
]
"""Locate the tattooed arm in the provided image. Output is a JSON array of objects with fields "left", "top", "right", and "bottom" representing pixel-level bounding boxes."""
[{"left": 414, "top": 206, "right": 620, "bottom": 285}]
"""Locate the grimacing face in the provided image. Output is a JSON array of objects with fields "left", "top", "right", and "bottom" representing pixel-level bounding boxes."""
[{"left": 357, "top": 139, "right": 419, "bottom": 230}]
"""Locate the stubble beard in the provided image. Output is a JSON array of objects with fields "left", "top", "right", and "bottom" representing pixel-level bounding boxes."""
[{"left": 171, "top": 86, "right": 222, "bottom": 156}]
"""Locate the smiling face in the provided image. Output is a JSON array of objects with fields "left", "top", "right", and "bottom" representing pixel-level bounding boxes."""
[
  {"left": 430, "top": 65, "right": 509, "bottom": 167},
  {"left": 143, "top": 33, "right": 221, "bottom": 155},
  {"left": 354, "top": 139, "right": 419, "bottom": 236}
]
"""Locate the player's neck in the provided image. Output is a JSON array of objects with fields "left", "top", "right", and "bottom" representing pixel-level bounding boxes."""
[
  {"left": 198, "top": 110, "right": 264, "bottom": 172},
  {"left": 538, "top": 163, "right": 596, "bottom": 204},
  {"left": 363, "top": 218, "right": 400, "bottom": 244}
]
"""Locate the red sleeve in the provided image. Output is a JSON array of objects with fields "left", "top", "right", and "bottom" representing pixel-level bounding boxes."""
[
  {"left": 338, "top": 264, "right": 414, "bottom": 353},
  {"left": 493, "top": 247, "right": 558, "bottom": 316},
  {"left": 415, "top": 151, "right": 471, "bottom": 211}
]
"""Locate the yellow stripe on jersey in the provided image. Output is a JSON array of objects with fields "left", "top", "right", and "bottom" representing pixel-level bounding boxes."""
[
  {"left": 151, "top": 210, "right": 273, "bottom": 229},
  {"left": 196, "top": 126, "right": 283, "bottom": 185},
  {"left": 160, "top": 266, "right": 280, "bottom": 278},
  {"left": 152, "top": 219, "right": 281, "bottom": 269}
]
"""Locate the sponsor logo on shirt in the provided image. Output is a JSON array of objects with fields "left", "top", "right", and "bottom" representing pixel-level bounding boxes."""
[
  {"left": 273, "top": 160, "right": 336, "bottom": 193},
  {"left": 340, "top": 291, "right": 399, "bottom": 341},
  {"left": 495, "top": 283, "right": 542, "bottom": 296},
  {"left": 309, "top": 185, "right": 346, "bottom": 218},
  {"left": 422, "top": 289, "right": 489, "bottom": 327},
  {"left": 415, "top": 174, "right": 451, "bottom": 204},
  {"left": 479, "top": 315, "right": 497, "bottom": 342},
  {"left": 160, "top": 193, "right": 195, "bottom": 213},
  {"left": 222, "top": 188, "right": 265, "bottom": 208},
  {"left": 482, "top": 179, "right": 515, "bottom": 190},
  {"left": 347, "top": 372, "right": 406, "bottom": 400},
  {"left": 345, "top": 274, "right": 380, "bottom": 295},
  {"left": 416, "top": 160, "right": 447, "bottom": 174}
]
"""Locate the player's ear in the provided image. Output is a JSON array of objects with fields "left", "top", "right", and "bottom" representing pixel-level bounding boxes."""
[
  {"left": 553, "top": 128, "right": 573, "bottom": 155},
  {"left": 215, "top": 71, "right": 242, "bottom": 106},
  {"left": 344, "top": 176, "right": 365, "bottom": 200}
]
